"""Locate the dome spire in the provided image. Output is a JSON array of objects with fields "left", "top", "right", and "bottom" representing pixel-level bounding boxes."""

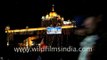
[{"left": 52, "top": 4, "right": 55, "bottom": 12}]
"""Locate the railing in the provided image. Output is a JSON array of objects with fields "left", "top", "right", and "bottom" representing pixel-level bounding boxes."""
[{"left": 5, "top": 25, "right": 74, "bottom": 33}]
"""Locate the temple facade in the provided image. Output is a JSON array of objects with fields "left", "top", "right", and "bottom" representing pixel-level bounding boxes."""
[
  {"left": 5, "top": 4, "right": 76, "bottom": 47},
  {"left": 41, "top": 5, "right": 75, "bottom": 47}
]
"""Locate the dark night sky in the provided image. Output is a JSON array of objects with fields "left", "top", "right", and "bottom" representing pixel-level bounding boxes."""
[{"left": 0, "top": 0, "right": 106, "bottom": 28}]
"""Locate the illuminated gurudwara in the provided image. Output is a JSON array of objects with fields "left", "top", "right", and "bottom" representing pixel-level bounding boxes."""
[
  {"left": 5, "top": 4, "right": 76, "bottom": 47},
  {"left": 41, "top": 4, "right": 75, "bottom": 47}
]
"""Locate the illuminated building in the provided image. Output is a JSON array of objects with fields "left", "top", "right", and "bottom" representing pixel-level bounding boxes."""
[
  {"left": 41, "top": 4, "right": 76, "bottom": 47},
  {"left": 5, "top": 4, "right": 76, "bottom": 47}
]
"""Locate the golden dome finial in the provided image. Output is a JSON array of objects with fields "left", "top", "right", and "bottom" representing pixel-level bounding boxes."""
[{"left": 52, "top": 4, "right": 55, "bottom": 12}]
